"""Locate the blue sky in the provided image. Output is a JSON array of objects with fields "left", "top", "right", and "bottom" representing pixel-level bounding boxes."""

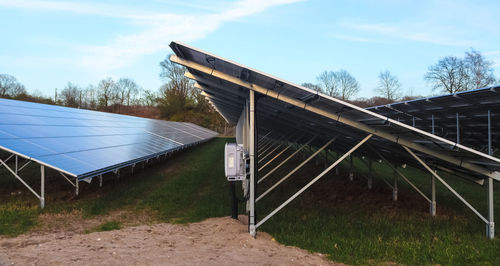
[{"left": 1, "top": 0, "right": 499, "bottom": 99}]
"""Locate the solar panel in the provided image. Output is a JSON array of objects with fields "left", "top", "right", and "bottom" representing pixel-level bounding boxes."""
[
  {"left": 169, "top": 41, "right": 500, "bottom": 238},
  {"left": 0, "top": 98, "right": 218, "bottom": 180},
  {"left": 169, "top": 41, "right": 500, "bottom": 179},
  {"left": 367, "top": 87, "right": 500, "bottom": 153}
]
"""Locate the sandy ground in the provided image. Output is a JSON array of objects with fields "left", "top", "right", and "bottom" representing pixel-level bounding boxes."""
[{"left": 0, "top": 216, "right": 337, "bottom": 266}]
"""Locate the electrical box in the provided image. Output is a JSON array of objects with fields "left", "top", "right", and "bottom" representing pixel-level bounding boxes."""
[{"left": 224, "top": 143, "right": 246, "bottom": 181}]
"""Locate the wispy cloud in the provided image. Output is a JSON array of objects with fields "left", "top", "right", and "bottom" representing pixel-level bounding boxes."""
[
  {"left": 0, "top": 0, "right": 303, "bottom": 73},
  {"left": 330, "top": 33, "right": 389, "bottom": 44},
  {"left": 342, "top": 22, "right": 477, "bottom": 47}
]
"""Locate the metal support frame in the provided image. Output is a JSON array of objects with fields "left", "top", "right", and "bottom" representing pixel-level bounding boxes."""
[
  {"left": 256, "top": 134, "right": 373, "bottom": 228},
  {"left": 259, "top": 141, "right": 294, "bottom": 171},
  {"left": 393, "top": 164, "right": 398, "bottom": 201},
  {"left": 0, "top": 155, "right": 46, "bottom": 208},
  {"left": 40, "top": 165, "right": 45, "bottom": 208},
  {"left": 249, "top": 90, "right": 257, "bottom": 237},
  {"left": 456, "top": 112, "right": 460, "bottom": 145},
  {"left": 370, "top": 148, "right": 433, "bottom": 208},
  {"left": 258, "top": 135, "right": 300, "bottom": 164},
  {"left": 259, "top": 136, "right": 285, "bottom": 160},
  {"left": 59, "top": 172, "right": 76, "bottom": 187},
  {"left": 258, "top": 136, "right": 316, "bottom": 184},
  {"left": 257, "top": 136, "right": 337, "bottom": 201},
  {"left": 487, "top": 110, "right": 494, "bottom": 238},
  {"left": 368, "top": 158, "right": 373, "bottom": 189},
  {"left": 174, "top": 56, "right": 499, "bottom": 180},
  {"left": 403, "top": 146, "right": 491, "bottom": 233},
  {"left": 349, "top": 155, "right": 354, "bottom": 181}
]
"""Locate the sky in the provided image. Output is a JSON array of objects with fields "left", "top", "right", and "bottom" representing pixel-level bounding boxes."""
[{"left": 1, "top": 0, "right": 499, "bottom": 99}]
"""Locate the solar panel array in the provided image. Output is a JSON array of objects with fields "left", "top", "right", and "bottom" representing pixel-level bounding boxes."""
[
  {"left": 0, "top": 98, "right": 218, "bottom": 180},
  {"left": 169, "top": 41, "right": 500, "bottom": 181},
  {"left": 367, "top": 87, "right": 500, "bottom": 154}
]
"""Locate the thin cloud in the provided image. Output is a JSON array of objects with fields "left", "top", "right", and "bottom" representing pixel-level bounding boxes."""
[
  {"left": 343, "top": 22, "right": 477, "bottom": 47},
  {"left": 330, "top": 34, "right": 389, "bottom": 44},
  {"left": 1, "top": 0, "right": 303, "bottom": 73}
]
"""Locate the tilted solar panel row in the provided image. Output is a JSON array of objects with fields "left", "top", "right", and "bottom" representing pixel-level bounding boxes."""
[{"left": 0, "top": 98, "right": 218, "bottom": 180}]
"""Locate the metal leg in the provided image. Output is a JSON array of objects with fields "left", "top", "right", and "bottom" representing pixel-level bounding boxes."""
[
  {"left": 249, "top": 90, "right": 256, "bottom": 237},
  {"left": 40, "top": 165, "right": 45, "bottom": 209},
  {"left": 15, "top": 155, "right": 18, "bottom": 175},
  {"left": 349, "top": 155, "right": 354, "bottom": 181},
  {"left": 256, "top": 134, "right": 373, "bottom": 228},
  {"left": 76, "top": 178, "right": 79, "bottom": 196},
  {"left": 487, "top": 109, "right": 494, "bottom": 239},
  {"left": 368, "top": 159, "right": 373, "bottom": 189},
  {"left": 257, "top": 136, "right": 338, "bottom": 201},
  {"left": 487, "top": 177, "right": 494, "bottom": 239},
  {"left": 99, "top": 175, "right": 103, "bottom": 188},
  {"left": 431, "top": 174, "right": 436, "bottom": 216},
  {"left": 404, "top": 146, "right": 489, "bottom": 225},
  {"left": 257, "top": 136, "right": 316, "bottom": 183},
  {"left": 371, "top": 147, "right": 431, "bottom": 204},
  {"left": 393, "top": 165, "right": 398, "bottom": 201}
]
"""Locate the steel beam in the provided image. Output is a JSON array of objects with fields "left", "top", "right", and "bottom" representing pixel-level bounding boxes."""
[
  {"left": 40, "top": 165, "right": 45, "bottom": 209},
  {"left": 257, "top": 136, "right": 337, "bottom": 201},
  {"left": 487, "top": 109, "right": 494, "bottom": 239},
  {"left": 403, "top": 146, "right": 488, "bottom": 225},
  {"left": 258, "top": 136, "right": 316, "bottom": 183},
  {"left": 249, "top": 90, "right": 256, "bottom": 237},
  {"left": 0, "top": 157, "right": 42, "bottom": 202},
  {"left": 256, "top": 134, "right": 373, "bottom": 228},
  {"left": 171, "top": 55, "right": 499, "bottom": 179},
  {"left": 258, "top": 139, "right": 298, "bottom": 172}
]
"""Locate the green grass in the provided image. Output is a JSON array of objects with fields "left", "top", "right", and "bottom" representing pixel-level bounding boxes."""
[
  {"left": 256, "top": 148, "right": 500, "bottom": 265},
  {"left": 0, "top": 138, "right": 237, "bottom": 235},
  {"left": 1, "top": 138, "right": 500, "bottom": 264},
  {"left": 89, "top": 221, "right": 122, "bottom": 232}
]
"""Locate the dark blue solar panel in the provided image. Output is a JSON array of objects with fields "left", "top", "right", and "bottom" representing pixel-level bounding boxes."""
[{"left": 0, "top": 98, "right": 218, "bottom": 179}]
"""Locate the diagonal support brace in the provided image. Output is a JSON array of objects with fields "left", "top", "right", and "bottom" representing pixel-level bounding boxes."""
[{"left": 256, "top": 134, "right": 372, "bottom": 228}]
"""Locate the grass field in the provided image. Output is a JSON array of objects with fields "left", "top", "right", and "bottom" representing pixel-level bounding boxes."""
[{"left": 1, "top": 138, "right": 499, "bottom": 264}]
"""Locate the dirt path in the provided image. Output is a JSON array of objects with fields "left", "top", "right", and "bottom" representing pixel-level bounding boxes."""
[{"left": 0, "top": 216, "right": 337, "bottom": 265}]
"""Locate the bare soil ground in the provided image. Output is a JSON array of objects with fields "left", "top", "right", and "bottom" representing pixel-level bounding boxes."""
[{"left": 0, "top": 215, "right": 337, "bottom": 266}]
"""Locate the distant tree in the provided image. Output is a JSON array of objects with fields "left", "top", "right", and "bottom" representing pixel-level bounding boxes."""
[
  {"left": 425, "top": 56, "right": 468, "bottom": 93},
  {"left": 464, "top": 49, "right": 496, "bottom": 90},
  {"left": 84, "top": 84, "right": 98, "bottom": 109},
  {"left": 301, "top": 82, "right": 322, "bottom": 93},
  {"left": 316, "top": 71, "right": 338, "bottom": 96},
  {"left": 115, "top": 78, "right": 140, "bottom": 106},
  {"left": 375, "top": 70, "right": 402, "bottom": 100},
  {"left": 336, "top": 69, "right": 360, "bottom": 100},
  {"left": 0, "top": 74, "right": 26, "bottom": 97},
  {"left": 158, "top": 58, "right": 195, "bottom": 117},
  {"left": 142, "top": 89, "right": 158, "bottom": 107},
  {"left": 97, "top": 77, "right": 117, "bottom": 108},
  {"left": 60, "top": 82, "right": 81, "bottom": 107}
]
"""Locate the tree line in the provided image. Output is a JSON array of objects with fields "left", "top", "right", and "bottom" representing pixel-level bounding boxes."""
[
  {"left": 1, "top": 48, "right": 497, "bottom": 132},
  {"left": 301, "top": 48, "right": 497, "bottom": 104}
]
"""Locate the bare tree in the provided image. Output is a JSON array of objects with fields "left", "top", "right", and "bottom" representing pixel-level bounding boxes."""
[
  {"left": 376, "top": 70, "right": 402, "bottom": 100},
  {"left": 60, "top": 82, "right": 81, "bottom": 107},
  {"left": 316, "top": 71, "right": 338, "bottom": 96},
  {"left": 159, "top": 58, "right": 193, "bottom": 100},
  {"left": 142, "top": 89, "right": 158, "bottom": 107},
  {"left": 464, "top": 49, "right": 496, "bottom": 90},
  {"left": 97, "top": 77, "right": 117, "bottom": 108},
  {"left": 301, "top": 82, "right": 322, "bottom": 93},
  {"left": 0, "top": 74, "right": 26, "bottom": 97},
  {"left": 83, "top": 84, "right": 98, "bottom": 109},
  {"left": 115, "top": 78, "right": 140, "bottom": 106},
  {"left": 425, "top": 56, "right": 469, "bottom": 93},
  {"left": 336, "top": 69, "right": 360, "bottom": 100}
]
